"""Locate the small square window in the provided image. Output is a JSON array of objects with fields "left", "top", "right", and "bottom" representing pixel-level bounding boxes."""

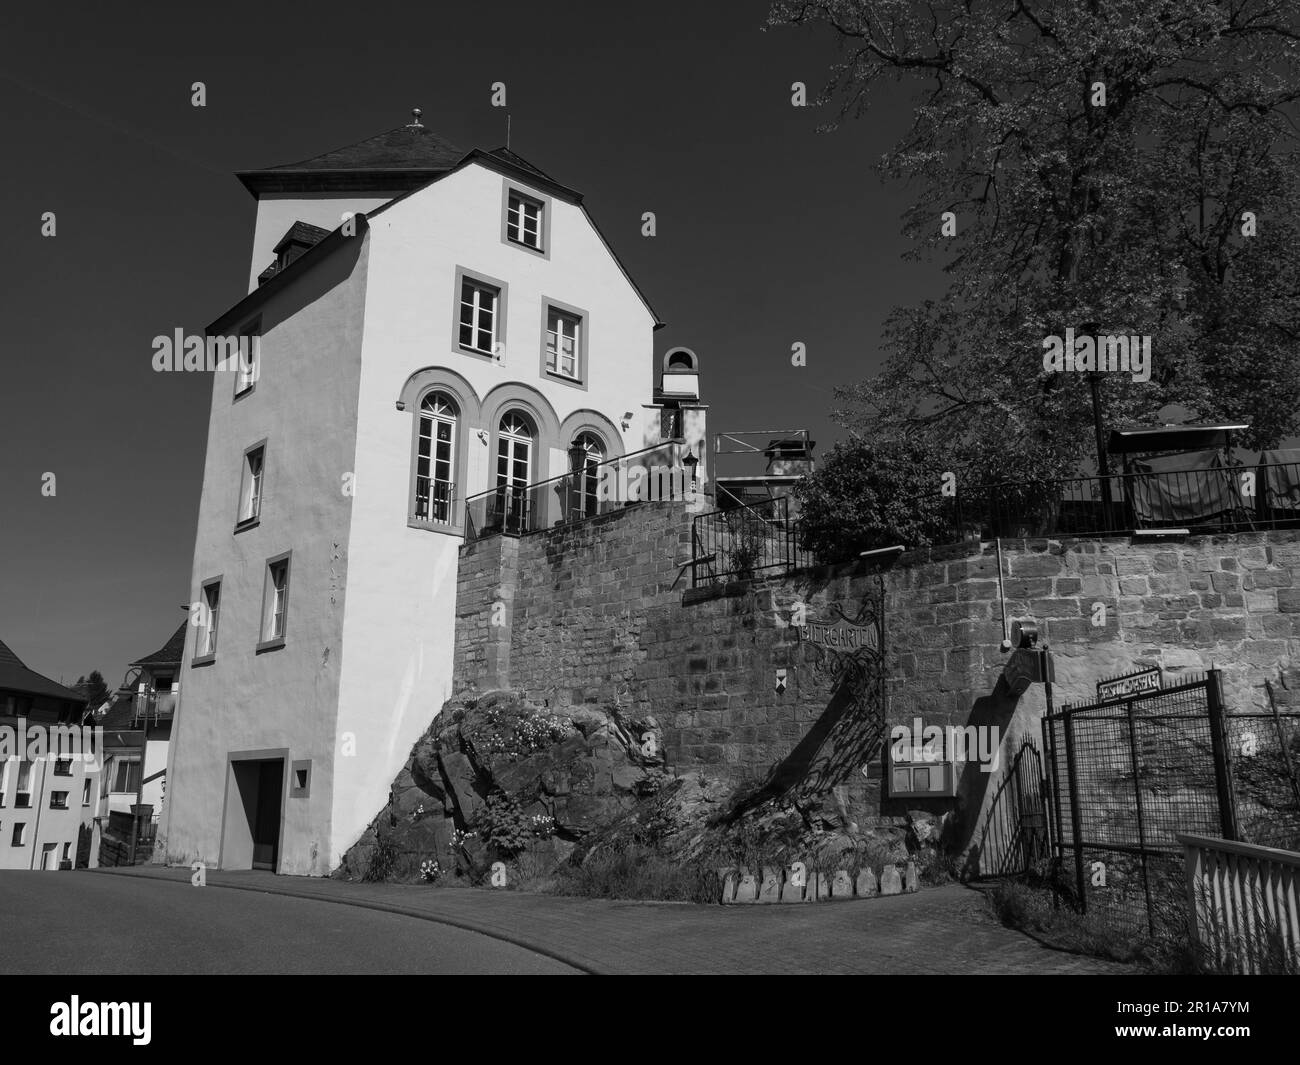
[
  {"left": 290, "top": 759, "right": 312, "bottom": 798},
  {"left": 506, "top": 192, "right": 544, "bottom": 250},
  {"left": 50, "top": 791, "right": 68, "bottom": 810}
]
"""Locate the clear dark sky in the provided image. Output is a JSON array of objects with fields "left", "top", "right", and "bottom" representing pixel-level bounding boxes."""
[{"left": 0, "top": 0, "right": 936, "bottom": 685}]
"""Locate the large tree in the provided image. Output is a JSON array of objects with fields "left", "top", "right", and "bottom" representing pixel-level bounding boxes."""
[{"left": 769, "top": 0, "right": 1300, "bottom": 478}]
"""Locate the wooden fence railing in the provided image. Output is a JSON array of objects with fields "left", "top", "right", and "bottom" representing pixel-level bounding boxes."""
[{"left": 1179, "top": 833, "right": 1300, "bottom": 974}]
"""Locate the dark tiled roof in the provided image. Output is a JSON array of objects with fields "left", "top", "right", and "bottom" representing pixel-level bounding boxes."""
[
  {"left": 97, "top": 693, "right": 138, "bottom": 731},
  {"left": 237, "top": 123, "right": 463, "bottom": 195},
  {"left": 0, "top": 638, "right": 85, "bottom": 703},
  {"left": 486, "top": 147, "right": 555, "bottom": 185},
  {"left": 273, "top": 221, "right": 330, "bottom": 254},
  {"left": 129, "top": 622, "right": 187, "bottom": 669}
]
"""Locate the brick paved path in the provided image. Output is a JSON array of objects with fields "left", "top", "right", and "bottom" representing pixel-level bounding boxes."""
[{"left": 98, "top": 866, "right": 1130, "bottom": 975}]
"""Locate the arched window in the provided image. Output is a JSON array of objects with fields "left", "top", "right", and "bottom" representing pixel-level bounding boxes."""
[
  {"left": 571, "top": 432, "right": 604, "bottom": 519},
  {"left": 414, "top": 391, "right": 458, "bottom": 524},
  {"left": 495, "top": 411, "right": 534, "bottom": 533}
]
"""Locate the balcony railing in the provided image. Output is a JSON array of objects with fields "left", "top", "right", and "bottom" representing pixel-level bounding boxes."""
[
  {"left": 464, "top": 440, "right": 689, "bottom": 541},
  {"left": 948, "top": 461, "right": 1300, "bottom": 540},
  {"left": 412, "top": 478, "right": 456, "bottom": 527},
  {"left": 132, "top": 689, "right": 176, "bottom": 725}
]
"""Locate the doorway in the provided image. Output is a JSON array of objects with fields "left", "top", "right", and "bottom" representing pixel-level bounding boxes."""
[{"left": 223, "top": 755, "right": 285, "bottom": 871}]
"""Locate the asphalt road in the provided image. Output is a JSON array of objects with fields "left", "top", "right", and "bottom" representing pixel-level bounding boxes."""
[{"left": 0, "top": 871, "right": 579, "bottom": 975}]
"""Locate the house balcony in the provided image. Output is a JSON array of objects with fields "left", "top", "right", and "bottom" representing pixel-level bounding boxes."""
[{"left": 130, "top": 689, "right": 176, "bottom": 726}]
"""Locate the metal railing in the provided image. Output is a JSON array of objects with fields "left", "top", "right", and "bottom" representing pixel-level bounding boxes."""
[
  {"left": 690, "top": 495, "right": 815, "bottom": 586},
  {"left": 950, "top": 461, "right": 1300, "bottom": 540},
  {"left": 131, "top": 689, "right": 176, "bottom": 725},
  {"left": 412, "top": 477, "right": 456, "bottom": 526},
  {"left": 463, "top": 440, "right": 687, "bottom": 541}
]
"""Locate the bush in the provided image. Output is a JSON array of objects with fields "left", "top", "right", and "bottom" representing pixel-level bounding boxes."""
[
  {"left": 475, "top": 791, "right": 530, "bottom": 856},
  {"left": 793, "top": 435, "right": 951, "bottom": 564}
]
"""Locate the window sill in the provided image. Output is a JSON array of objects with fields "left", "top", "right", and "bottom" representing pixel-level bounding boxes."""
[
  {"left": 190, "top": 653, "right": 216, "bottom": 668},
  {"left": 506, "top": 235, "right": 546, "bottom": 256},
  {"left": 234, "top": 517, "right": 260, "bottom": 534},
  {"left": 407, "top": 517, "right": 465, "bottom": 536},
  {"left": 256, "top": 637, "right": 286, "bottom": 655},
  {"left": 543, "top": 369, "right": 585, "bottom": 389},
  {"left": 457, "top": 344, "right": 501, "bottom": 361}
]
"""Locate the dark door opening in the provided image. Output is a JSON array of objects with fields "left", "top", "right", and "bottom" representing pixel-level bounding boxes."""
[{"left": 251, "top": 760, "right": 283, "bottom": 870}]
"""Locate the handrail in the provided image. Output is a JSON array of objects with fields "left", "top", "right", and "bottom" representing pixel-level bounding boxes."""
[
  {"left": 1177, "top": 833, "right": 1300, "bottom": 868},
  {"left": 462, "top": 440, "right": 682, "bottom": 506}
]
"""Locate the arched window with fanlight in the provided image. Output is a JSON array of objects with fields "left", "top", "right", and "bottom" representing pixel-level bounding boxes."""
[
  {"left": 414, "top": 391, "right": 458, "bottom": 525},
  {"left": 494, "top": 411, "right": 534, "bottom": 533},
  {"left": 569, "top": 432, "right": 604, "bottom": 520}
]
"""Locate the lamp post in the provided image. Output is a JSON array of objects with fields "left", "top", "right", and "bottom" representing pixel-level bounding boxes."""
[
  {"left": 1081, "top": 322, "right": 1114, "bottom": 521},
  {"left": 682, "top": 446, "right": 699, "bottom": 501}
]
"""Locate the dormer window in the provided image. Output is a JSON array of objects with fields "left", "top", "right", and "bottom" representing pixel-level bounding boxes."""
[{"left": 506, "top": 191, "right": 544, "bottom": 250}]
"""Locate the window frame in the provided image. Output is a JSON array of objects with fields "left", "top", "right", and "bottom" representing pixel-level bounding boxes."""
[
  {"left": 111, "top": 758, "right": 142, "bottom": 795},
  {"left": 500, "top": 183, "right": 552, "bottom": 259},
  {"left": 232, "top": 317, "right": 262, "bottom": 400},
  {"left": 193, "top": 576, "right": 222, "bottom": 665},
  {"left": 257, "top": 550, "right": 292, "bottom": 653},
  {"left": 537, "top": 298, "right": 590, "bottom": 391},
  {"left": 453, "top": 267, "right": 508, "bottom": 361},
  {"left": 411, "top": 391, "right": 459, "bottom": 528},
  {"left": 235, "top": 440, "right": 268, "bottom": 531},
  {"left": 49, "top": 790, "right": 68, "bottom": 810}
]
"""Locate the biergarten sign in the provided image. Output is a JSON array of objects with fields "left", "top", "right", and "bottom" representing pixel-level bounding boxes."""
[
  {"left": 797, "top": 619, "right": 879, "bottom": 655},
  {"left": 1097, "top": 666, "right": 1162, "bottom": 702}
]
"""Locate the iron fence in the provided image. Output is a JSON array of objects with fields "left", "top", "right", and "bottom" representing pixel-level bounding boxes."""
[
  {"left": 690, "top": 495, "right": 815, "bottom": 586},
  {"left": 1043, "top": 669, "right": 1300, "bottom": 938},
  {"left": 948, "top": 461, "right": 1300, "bottom": 541}
]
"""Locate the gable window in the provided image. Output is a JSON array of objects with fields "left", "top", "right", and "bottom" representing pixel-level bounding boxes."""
[
  {"left": 506, "top": 191, "right": 544, "bottom": 250},
  {"left": 546, "top": 309, "right": 581, "bottom": 380},
  {"left": 199, "top": 580, "right": 220, "bottom": 657},
  {"left": 494, "top": 413, "right": 533, "bottom": 534},
  {"left": 238, "top": 444, "right": 265, "bottom": 526},
  {"left": 414, "top": 392, "right": 458, "bottom": 525},
  {"left": 259, "top": 554, "right": 291, "bottom": 648},
  {"left": 459, "top": 278, "right": 500, "bottom": 356}
]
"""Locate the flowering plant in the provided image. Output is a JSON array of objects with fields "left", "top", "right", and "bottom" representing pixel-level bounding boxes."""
[{"left": 420, "top": 858, "right": 441, "bottom": 883}]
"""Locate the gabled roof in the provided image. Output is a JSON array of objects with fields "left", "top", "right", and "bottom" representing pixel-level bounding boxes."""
[
  {"left": 236, "top": 120, "right": 464, "bottom": 197},
  {"left": 129, "top": 622, "right": 188, "bottom": 669},
  {"left": 0, "top": 638, "right": 85, "bottom": 703},
  {"left": 486, "top": 146, "right": 556, "bottom": 185}
]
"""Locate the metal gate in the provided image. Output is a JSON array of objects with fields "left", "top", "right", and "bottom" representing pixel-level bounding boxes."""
[{"left": 1043, "top": 668, "right": 1300, "bottom": 936}]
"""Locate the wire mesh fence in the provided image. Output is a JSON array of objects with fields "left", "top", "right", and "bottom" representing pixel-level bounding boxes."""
[{"left": 1043, "top": 670, "right": 1300, "bottom": 939}]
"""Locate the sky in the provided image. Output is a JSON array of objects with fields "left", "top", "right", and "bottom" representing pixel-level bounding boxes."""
[{"left": 0, "top": 0, "right": 939, "bottom": 685}]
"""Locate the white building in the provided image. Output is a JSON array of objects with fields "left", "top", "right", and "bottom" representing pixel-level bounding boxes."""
[{"left": 165, "top": 112, "right": 705, "bottom": 875}]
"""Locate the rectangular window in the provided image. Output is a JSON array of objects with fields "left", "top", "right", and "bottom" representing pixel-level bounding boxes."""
[
  {"left": 546, "top": 309, "right": 581, "bottom": 380},
  {"left": 458, "top": 279, "right": 500, "bottom": 355},
  {"left": 263, "top": 556, "right": 290, "bottom": 643},
  {"left": 112, "top": 759, "right": 141, "bottom": 794},
  {"left": 15, "top": 761, "right": 32, "bottom": 807},
  {"left": 82, "top": 778, "right": 92, "bottom": 806},
  {"left": 40, "top": 843, "right": 55, "bottom": 869},
  {"left": 50, "top": 791, "right": 68, "bottom": 810},
  {"left": 239, "top": 446, "right": 265, "bottom": 524},
  {"left": 200, "top": 580, "right": 221, "bottom": 656},
  {"left": 506, "top": 192, "right": 544, "bottom": 250},
  {"left": 234, "top": 320, "right": 260, "bottom": 396},
  {"left": 62, "top": 842, "right": 71, "bottom": 863},
  {"left": 11, "top": 822, "right": 25, "bottom": 846}
]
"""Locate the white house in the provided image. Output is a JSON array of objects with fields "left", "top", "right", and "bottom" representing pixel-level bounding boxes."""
[{"left": 164, "top": 112, "right": 705, "bottom": 875}]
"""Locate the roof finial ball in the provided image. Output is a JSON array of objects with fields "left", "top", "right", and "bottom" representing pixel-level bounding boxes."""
[{"left": 408, "top": 107, "right": 423, "bottom": 129}]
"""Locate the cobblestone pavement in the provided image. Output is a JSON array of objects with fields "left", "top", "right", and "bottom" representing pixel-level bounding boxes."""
[{"left": 96, "top": 866, "right": 1132, "bottom": 975}]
